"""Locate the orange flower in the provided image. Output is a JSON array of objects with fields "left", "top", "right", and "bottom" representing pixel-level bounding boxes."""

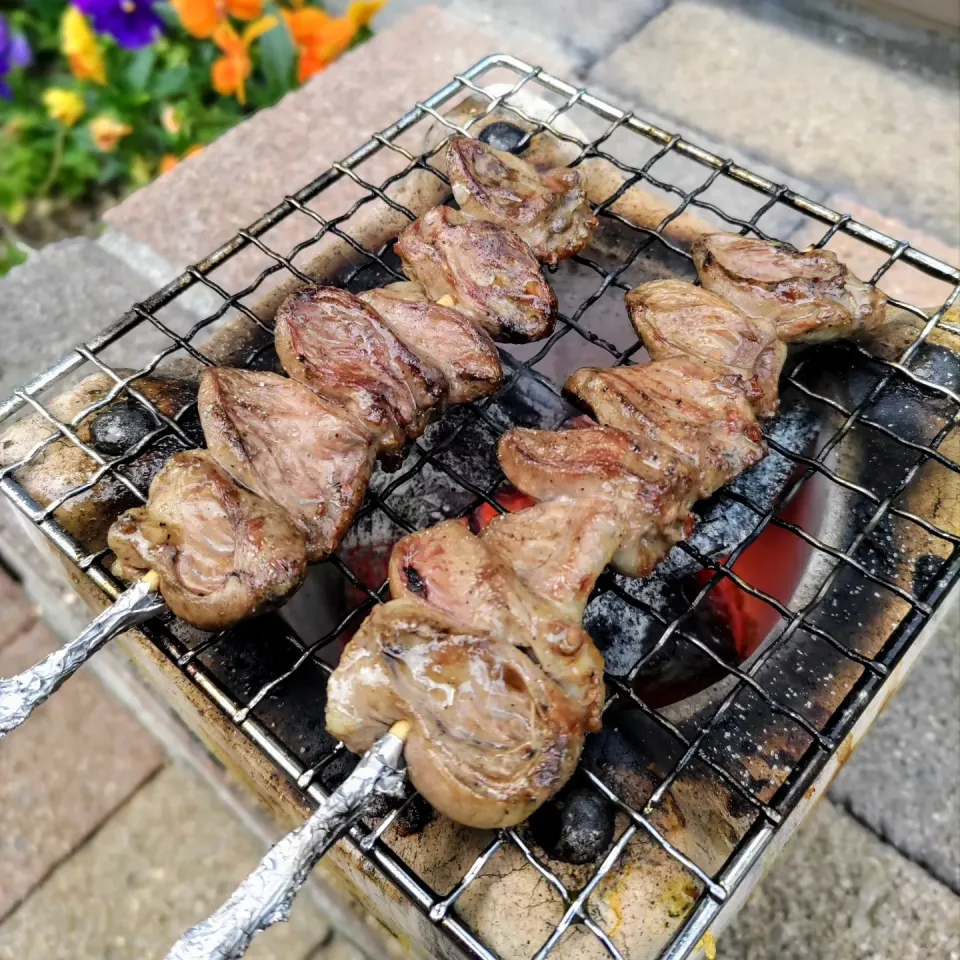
[
  {"left": 160, "top": 145, "right": 204, "bottom": 175},
  {"left": 211, "top": 15, "right": 277, "bottom": 104},
  {"left": 283, "top": 8, "right": 357, "bottom": 84},
  {"left": 171, "top": 0, "right": 264, "bottom": 39}
]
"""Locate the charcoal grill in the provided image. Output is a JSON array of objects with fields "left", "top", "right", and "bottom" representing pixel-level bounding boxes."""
[{"left": 1, "top": 55, "right": 958, "bottom": 960}]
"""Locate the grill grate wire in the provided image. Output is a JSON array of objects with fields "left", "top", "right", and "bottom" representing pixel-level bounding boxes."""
[{"left": 1, "top": 55, "right": 959, "bottom": 960}]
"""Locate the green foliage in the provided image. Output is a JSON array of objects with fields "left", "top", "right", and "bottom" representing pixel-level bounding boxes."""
[{"left": 0, "top": 0, "right": 377, "bottom": 231}]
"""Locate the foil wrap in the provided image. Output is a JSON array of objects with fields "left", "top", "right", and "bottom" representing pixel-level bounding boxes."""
[
  {"left": 0, "top": 577, "right": 165, "bottom": 737},
  {"left": 165, "top": 729, "right": 408, "bottom": 960}
]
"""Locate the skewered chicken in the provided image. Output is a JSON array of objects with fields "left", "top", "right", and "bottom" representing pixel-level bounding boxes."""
[
  {"left": 388, "top": 518, "right": 606, "bottom": 729},
  {"left": 198, "top": 368, "right": 375, "bottom": 562},
  {"left": 395, "top": 205, "right": 558, "bottom": 343},
  {"left": 625, "top": 279, "right": 786, "bottom": 418},
  {"left": 325, "top": 596, "right": 585, "bottom": 829},
  {"left": 692, "top": 233, "right": 887, "bottom": 343},
  {"left": 275, "top": 286, "right": 447, "bottom": 457},
  {"left": 109, "top": 451, "right": 306, "bottom": 630},
  {"left": 358, "top": 282, "right": 503, "bottom": 405},
  {"left": 445, "top": 136, "right": 598, "bottom": 264}
]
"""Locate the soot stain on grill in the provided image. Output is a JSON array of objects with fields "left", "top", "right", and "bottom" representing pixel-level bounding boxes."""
[{"left": 529, "top": 784, "right": 615, "bottom": 864}]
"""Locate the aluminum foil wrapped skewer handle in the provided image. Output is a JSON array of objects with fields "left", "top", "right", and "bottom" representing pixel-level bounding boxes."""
[
  {"left": 165, "top": 721, "right": 410, "bottom": 960},
  {"left": 0, "top": 572, "right": 165, "bottom": 738}
]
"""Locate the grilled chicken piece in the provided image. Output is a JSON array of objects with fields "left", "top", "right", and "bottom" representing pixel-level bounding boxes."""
[
  {"left": 198, "top": 368, "right": 374, "bottom": 562},
  {"left": 388, "top": 519, "right": 605, "bottom": 730},
  {"left": 566, "top": 357, "right": 766, "bottom": 501},
  {"left": 108, "top": 451, "right": 306, "bottom": 630},
  {"left": 274, "top": 286, "right": 446, "bottom": 457},
  {"left": 359, "top": 282, "right": 503, "bottom": 405},
  {"left": 498, "top": 425, "right": 696, "bottom": 577},
  {"left": 325, "top": 597, "right": 584, "bottom": 829},
  {"left": 626, "top": 279, "right": 787, "bottom": 418},
  {"left": 692, "top": 232, "right": 887, "bottom": 343},
  {"left": 445, "top": 136, "right": 598, "bottom": 264},
  {"left": 479, "top": 497, "right": 622, "bottom": 616},
  {"left": 395, "top": 205, "right": 557, "bottom": 343}
]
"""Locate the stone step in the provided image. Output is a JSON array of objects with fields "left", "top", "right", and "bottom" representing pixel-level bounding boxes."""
[{"left": 0, "top": 236, "right": 193, "bottom": 404}]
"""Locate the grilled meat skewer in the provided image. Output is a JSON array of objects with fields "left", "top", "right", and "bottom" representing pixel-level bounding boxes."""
[
  {"left": 396, "top": 205, "right": 558, "bottom": 343},
  {"left": 109, "top": 451, "right": 307, "bottom": 630},
  {"left": 198, "top": 368, "right": 375, "bottom": 563},
  {"left": 330, "top": 231, "right": 890, "bottom": 828},
  {"left": 445, "top": 135, "right": 598, "bottom": 264},
  {"left": 358, "top": 282, "right": 503, "bottom": 405},
  {"left": 692, "top": 232, "right": 888, "bottom": 342}
]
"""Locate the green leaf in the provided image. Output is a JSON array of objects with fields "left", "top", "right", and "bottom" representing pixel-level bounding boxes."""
[
  {"left": 258, "top": 16, "right": 295, "bottom": 99},
  {"left": 127, "top": 46, "right": 159, "bottom": 93},
  {"left": 152, "top": 66, "right": 191, "bottom": 99}
]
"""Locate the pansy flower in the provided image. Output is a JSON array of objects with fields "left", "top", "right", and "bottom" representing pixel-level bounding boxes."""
[
  {"left": 74, "top": 0, "right": 163, "bottom": 50},
  {"left": 0, "top": 14, "right": 31, "bottom": 99},
  {"left": 283, "top": 7, "right": 356, "bottom": 84},
  {"left": 43, "top": 88, "right": 86, "bottom": 127},
  {"left": 210, "top": 15, "right": 276, "bottom": 104},
  {"left": 171, "top": 0, "right": 264, "bottom": 39},
  {"left": 61, "top": 7, "right": 106, "bottom": 85},
  {"left": 90, "top": 114, "right": 133, "bottom": 151}
]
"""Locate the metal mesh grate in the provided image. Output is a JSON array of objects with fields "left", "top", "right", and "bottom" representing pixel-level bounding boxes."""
[{"left": 2, "top": 55, "right": 959, "bottom": 960}]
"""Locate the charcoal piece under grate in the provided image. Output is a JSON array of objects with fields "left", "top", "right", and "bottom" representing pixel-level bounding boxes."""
[{"left": 0, "top": 55, "right": 958, "bottom": 960}]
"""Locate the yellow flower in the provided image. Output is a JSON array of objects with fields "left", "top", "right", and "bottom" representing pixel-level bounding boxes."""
[
  {"left": 43, "top": 88, "right": 85, "bottom": 127},
  {"left": 211, "top": 15, "right": 277, "bottom": 104},
  {"left": 61, "top": 7, "right": 106, "bottom": 86},
  {"left": 89, "top": 115, "right": 133, "bottom": 152},
  {"left": 160, "top": 154, "right": 179, "bottom": 175},
  {"left": 345, "top": 0, "right": 387, "bottom": 30},
  {"left": 161, "top": 104, "right": 181, "bottom": 136}
]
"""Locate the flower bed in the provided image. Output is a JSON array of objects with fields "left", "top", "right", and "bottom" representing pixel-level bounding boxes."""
[{"left": 0, "top": 0, "right": 385, "bottom": 267}]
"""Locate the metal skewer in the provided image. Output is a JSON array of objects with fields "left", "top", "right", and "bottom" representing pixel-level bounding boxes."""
[
  {"left": 165, "top": 720, "right": 410, "bottom": 960},
  {"left": 0, "top": 571, "right": 165, "bottom": 738}
]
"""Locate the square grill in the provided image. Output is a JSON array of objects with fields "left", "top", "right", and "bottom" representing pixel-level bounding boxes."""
[{"left": 1, "top": 55, "right": 959, "bottom": 960}]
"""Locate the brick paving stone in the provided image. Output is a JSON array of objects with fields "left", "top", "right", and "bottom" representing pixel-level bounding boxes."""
[
  {"left": 0, "top": 763, "right": 334, "bottom": 960},
  {"left": 104, "top": 5, "right": 574, "bottom": 300},
  {"left": 830, "top": 593, "right": 960, "bottom": 892},
  {"left": 588, "top": 0, "right": 960, "bottom": 247},
  {"left": 0, "top": 616, "right": 166, "bottom": 920},
  {"left": 0, "top": 567, "right": 37, "bottom": 654},
  {"left": 791, "top": 195, "right": 960, "bottom": 309},
  {"left": 719, "top": 799, "right": 960, "bottom": 960}
]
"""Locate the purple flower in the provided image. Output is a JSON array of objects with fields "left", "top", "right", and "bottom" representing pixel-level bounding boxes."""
[
  {"left": 0, "top": 14, "right": 31, "bottom": 99},
  {"left": 74, "top": 0, "right": 163, "bottom": 50}
]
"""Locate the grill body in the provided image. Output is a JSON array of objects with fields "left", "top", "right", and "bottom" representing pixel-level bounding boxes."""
[{"left": 1, "top": 55, "right": 958, "bottom": 960}]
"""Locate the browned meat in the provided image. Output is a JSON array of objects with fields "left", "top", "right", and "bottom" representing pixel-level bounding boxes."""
[
  {"left": 692, "top": 232, "right": 887, "bottom": 343},
  {"left": 565, "top": 357, "right": 766, "bottom": 501},
  {"left": 626, "top": 279, "right": 787, "bottom": 418},
  {"left": 497, "top": 425, "right": 696, "bottom": 577},
  {"left": 274, "top": 286, "right": 446, "bottom": 456},
  {"left": 325, "top": 596, "right": 584, "bottom": 829},
  {"left": 388, "top": 519, "right": 605, "bottom": 730},
  {"left": 108, "top": 451, "right": 306, "bottom": 630},
  {"left": 358, "top": 281, "right": 503, "bottom": 405},
  {"left": 478, "top": 497, "right": 622, "bottom": 615},
  {"left": 445, "top": 136, "right": 598, "bottom": 264},
  {"left": 395, "top": 205, "right": 557, "bottom": 343},
  {"left": 198, "top": 368, "right": 374, "bottom": 562}
]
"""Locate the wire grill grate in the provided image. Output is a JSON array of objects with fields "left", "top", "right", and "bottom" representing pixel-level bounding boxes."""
[{"left": 1, "top": 55, "right": 959, "bottom": 960}]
